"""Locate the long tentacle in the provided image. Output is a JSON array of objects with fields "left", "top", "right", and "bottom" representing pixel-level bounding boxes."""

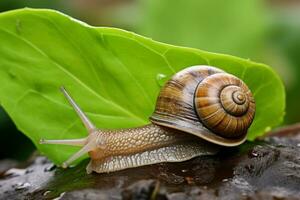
[
  {"left": 40, "top": 87, "right": 102, "bottom": 168},
  {"left": 39, "top": 138, "right": 87, "bottom": 146},
  {"left": 61, "top": 140, "right": 97, "bottom": 168},
  {"left": 60, "top": 87, "right": 96, "bottom": 133}
]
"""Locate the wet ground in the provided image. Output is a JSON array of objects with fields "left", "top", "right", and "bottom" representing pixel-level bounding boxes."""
[{"left": 0, "top": 124, "right": 300, "bottom": 200}]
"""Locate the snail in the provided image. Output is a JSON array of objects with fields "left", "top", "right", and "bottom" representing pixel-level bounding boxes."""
[{"left": 40, "top": 65, "right": 255, "bottom": 174}]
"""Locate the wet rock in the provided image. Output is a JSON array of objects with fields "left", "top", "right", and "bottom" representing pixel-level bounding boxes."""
[
  {"left": 56, "top": 190, "right": 109, "bottom": 200},
  {"left": 13, "top": 182, "right": 31, "bottom": 190},
  {"left": 122, "top": 180, "right": 160, "bottom": 200},
  {"left": 1, "top": 124, "right": 300, "bottom": 200},
  {"left": 0, "top": 159, "right": 18, "bottom": 176},
  {"left": 4, "top": 168, "right": 27, "bottom": 178}
]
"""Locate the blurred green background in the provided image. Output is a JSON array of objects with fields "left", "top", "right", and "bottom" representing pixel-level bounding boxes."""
[{"left": 0, "top": 0, "right": 299, "bottom": 161}]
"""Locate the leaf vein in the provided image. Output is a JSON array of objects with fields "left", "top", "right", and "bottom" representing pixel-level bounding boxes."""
[{"left": 0, "top": 28, "right": 147, "bottom": 123}]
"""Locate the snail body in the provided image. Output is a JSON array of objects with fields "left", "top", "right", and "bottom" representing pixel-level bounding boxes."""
[
  {"left": 40, "top": 66, "right": 255, "bottom": 174},
  {"left": 86, "top": 124, "right": 217, "bottom": 173}
]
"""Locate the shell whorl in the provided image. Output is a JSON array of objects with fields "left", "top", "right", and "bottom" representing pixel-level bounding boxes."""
[
  {"left": 150, "top": 65, "right": 256, "bottom": 146},
  {"left": 195, "top": 73, "right": 255, "bottom": 138}
]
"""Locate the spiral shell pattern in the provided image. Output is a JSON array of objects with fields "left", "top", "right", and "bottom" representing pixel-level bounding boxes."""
[{"left": 195, "top": 73, "right": 255, "bottom": 138}]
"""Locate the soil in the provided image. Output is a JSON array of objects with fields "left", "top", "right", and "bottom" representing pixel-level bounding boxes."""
[{"left": 0, "top": 124, "right": 300, "bottom": 200}]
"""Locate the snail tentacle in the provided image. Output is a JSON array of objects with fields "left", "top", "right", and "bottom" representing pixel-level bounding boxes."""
[
  {"left": 60, "top": 86, "right": 96, "bottom": 133},
  {"left": 39, "top": 138, "right": 87, "bottom": 146},
  {"left": 40, "top": 87, "right": 106, "bottom": 167},
  {"left": 61, "top": 137, "right": 98, "bottom": 168}
]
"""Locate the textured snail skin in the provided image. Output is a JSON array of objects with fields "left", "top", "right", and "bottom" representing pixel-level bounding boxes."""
[{"left": 87, "top": 124, "right": 218, "bottom": 173}]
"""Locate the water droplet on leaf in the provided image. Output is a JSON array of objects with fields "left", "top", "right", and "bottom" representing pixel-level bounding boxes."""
[{"left": 156, "top": 74, "right": 168, "bottom": 87}]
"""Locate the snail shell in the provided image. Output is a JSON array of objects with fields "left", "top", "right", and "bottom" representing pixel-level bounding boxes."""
[
  {"left": 40, "top": 65, "right": 255, "bottom": 173},
  {"left": 151, "top": 66, "right": 255, "bottom": 146}
]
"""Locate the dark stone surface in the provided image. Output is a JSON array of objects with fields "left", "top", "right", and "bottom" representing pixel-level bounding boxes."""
[{"left": 1, "top": 124, "right": 300, "bottom": 200}]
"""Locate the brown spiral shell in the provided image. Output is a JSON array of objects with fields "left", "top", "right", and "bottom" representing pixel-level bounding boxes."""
[
  {"left": 195, "top": 73, "right": 255, "bottom": 138},
  {"left": 150, "top": 65, "right": 255, "bottom": 146}
]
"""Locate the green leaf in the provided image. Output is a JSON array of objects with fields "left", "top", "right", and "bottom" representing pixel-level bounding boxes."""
[{"left": 0, "top": 8, "right": 285, "bottom": 165}]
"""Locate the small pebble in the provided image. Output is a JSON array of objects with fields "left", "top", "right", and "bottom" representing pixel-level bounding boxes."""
[
  {"left": 4, "top": 168, "right": 26, "bottom": 177},
  {"left": 44, "top": 164, "right": 56, "bottom": 172},
  {"left": 25, "top": 169, "right": 34, "bottom": 174},
  {"left": 14, "top": 182, "right": 31, "bottom": 190},
  {"left": 43, "top": 191, "right": 51, "bottom": 196}
]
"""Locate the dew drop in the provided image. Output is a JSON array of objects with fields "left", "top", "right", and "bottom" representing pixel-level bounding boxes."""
[
  {"left": 156, "top": 74, "right": 168, "bottom": 87},
  {"left": 264, "top": 126, "right": 271, "bottom": 132},
  {"left": 248, "top": 149, "right": 259, "bottom": 158},
  {"left": 251, "top": 152, "right": 258, "bottom": 157}
]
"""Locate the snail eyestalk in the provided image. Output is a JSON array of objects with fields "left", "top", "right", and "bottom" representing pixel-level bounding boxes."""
[
  {"left": 40, "top": 86, "right": 102, "bottom": 168},
  {"left": 60, "top": 86, "right": 96, "bottom": 133}
]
